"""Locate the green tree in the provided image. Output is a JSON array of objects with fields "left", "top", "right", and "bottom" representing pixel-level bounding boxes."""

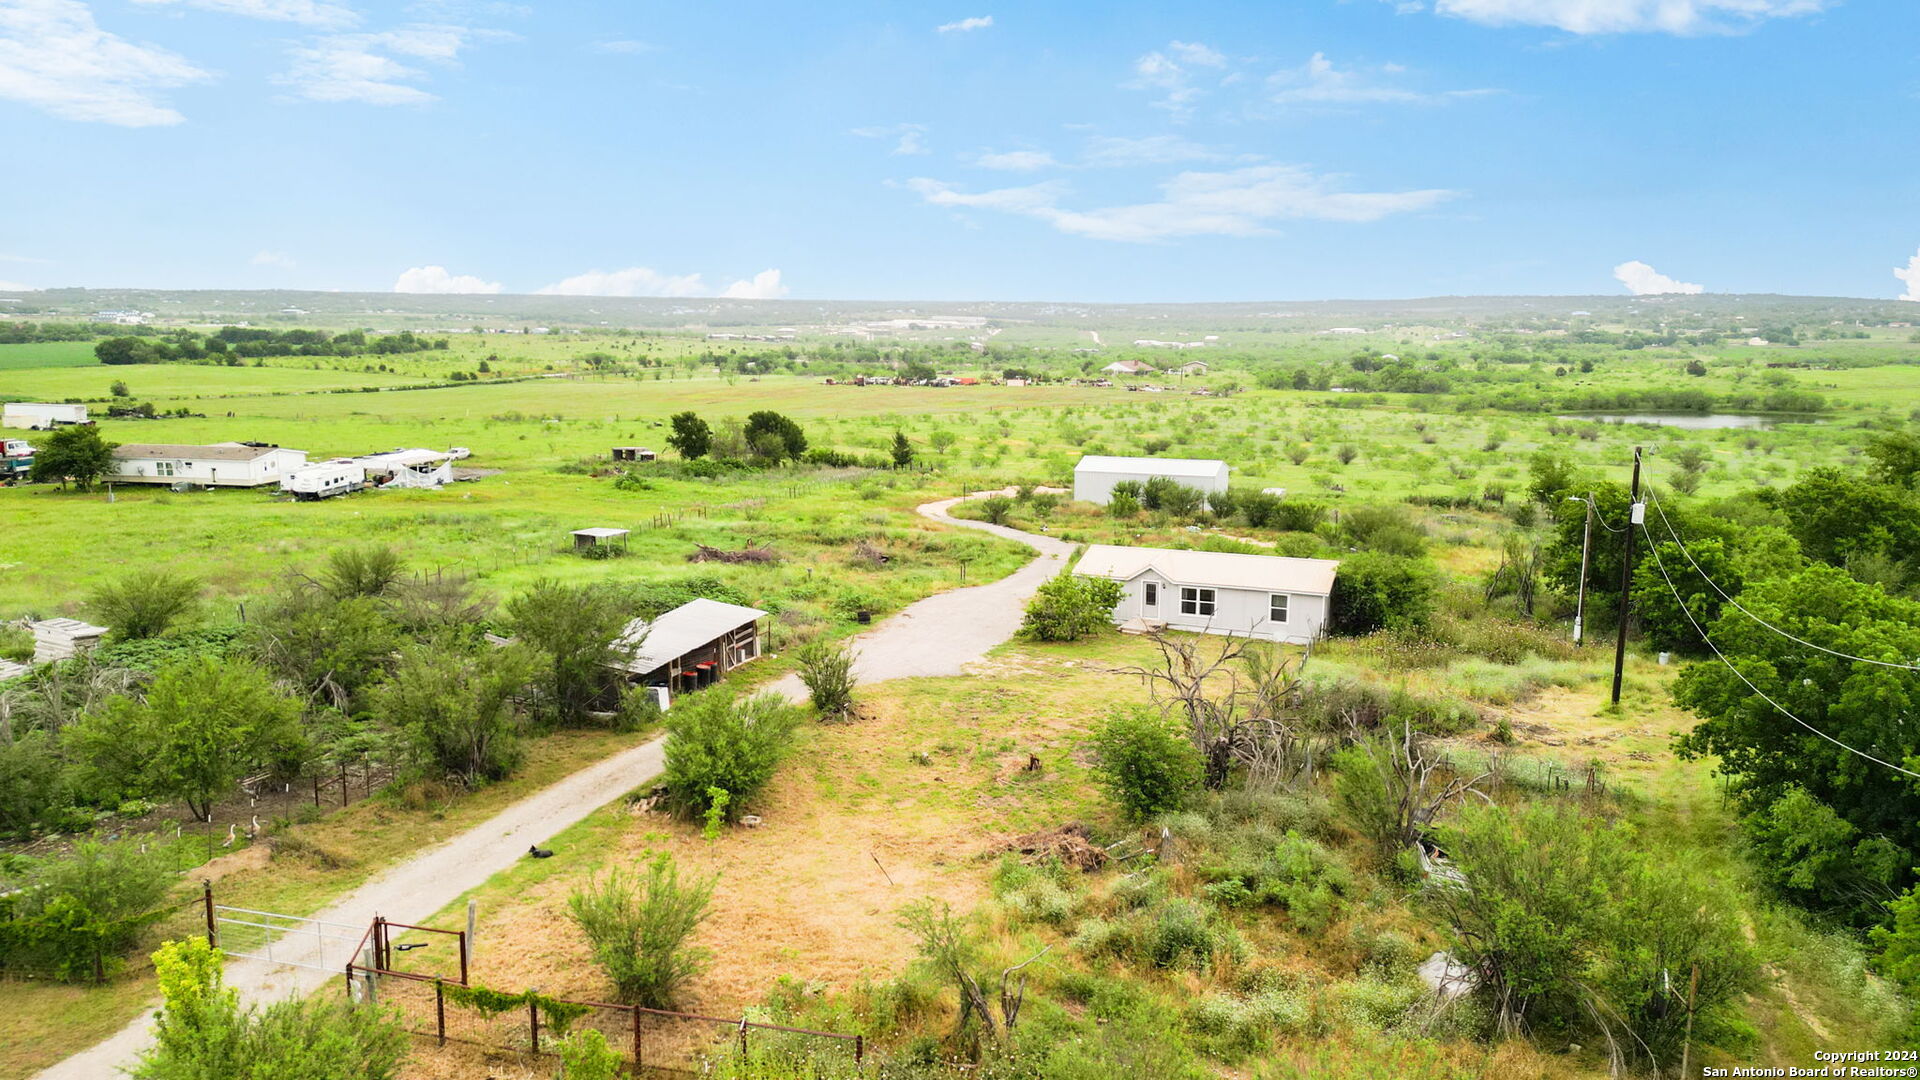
[
  {"left": 1089, "top": 707, "right": 1202, "bottom": 820},
  {"left": 88, "top": 570, "right": 202, "bottom": 640},
  {"left": 1775, "top": 467, "right": 1920, "bottom": 566},
  {"left": 1866, "top": 429, "right": 1920, "bottom": 489},
  {"left": 28, "top": 425, "right": 117, "bottom": 491},
  {"left": 890, "top": 429, "right": 914, "bottom": 468},
  {"left": 110, "top": 379, "right": 130, "bottom": 397},
  {"left": 1327, "top": 552, "right": 1434, "bottom": 634},
  {"left": 377, "top": 640, "right": 536, "bottom": 784},
  {"left": 67, "top": 658, "right": 305, "bottom": 821},
  {"left": 318, "top": 546, "right": 404, "bottom": 600},
  {"left": 666, "top": 412, "right": 711, "bottom": 459},
  {"left": 929, "top": 429, "right": 957, "bottom": 455},
  {"left": 95, "top": 337, "right": 156, "bottom": 365},
  {"left": 978, "top": 494, "right": 1014, "bottom": 525},
  {"left": 1019, "top": 571, "right": 1122, "bottom": 642},
  {"left": 505, "top": 580, "right": 627, "bottom": 726},
  {"left": 742, "top": 410, "right": 807, "bottom": 462},
  {"left": 1629, "top": 536, "right": 1740, "bottom": 654},
  {"left": 661, "top": 692, "right": 798, "bottom": 819},
  {"left": 1675, "top": 565, "right": 1920, "bottom": 923},
  {"left": 1528, "top": 451, "right": 1579, "bottom": 505},
  {"left": 566, "top": 853, "right": 715, "bottom": 1009},
  {"left": 249, "top": 591, "right": 400, "bottom": 712}
]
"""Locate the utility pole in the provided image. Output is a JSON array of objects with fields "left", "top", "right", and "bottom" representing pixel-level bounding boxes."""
[
  {"left": 1610, "top": 447, "right": 1642, "bottom": 706},
  {"left": 1568, "top": 494, "right": 1593, "bottom": 647}
]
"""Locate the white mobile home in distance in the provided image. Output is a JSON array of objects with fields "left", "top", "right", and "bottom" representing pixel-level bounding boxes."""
[
  {"left": 109, "top": 443, "right": 308, "bottom": 487},
  {"left": 1072, "top": 455, "right": 1230, "bottom": 506},
  {"left": 1074, "top": 544, "right": 1338, "bottom": 645},
  {"left": 3, "top": 403, "right": 88, "bottom": 430}
]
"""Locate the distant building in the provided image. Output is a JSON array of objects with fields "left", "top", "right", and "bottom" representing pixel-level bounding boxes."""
[
  {"left": 3, "top": 402, "right": 88, "bottom": 430},
  {"left": 1175, "top": 360, "right": 1210, "bottom": 375},
  {"left": 1102, "top": 359, "right": 1157, "bottom": 375},
  {"left": 1074, "top": 545, "right": 1338, "bottom": 645},
  {"left": 31, "top": 618, "right": 109, "bottom": 663},
  {"left": 1072, "top": 454, "right": 1229, "bottom": 505},
  {"left": 281, "top": 460, "right": 366, "bottom": 500},
  {"left": 110, "top": 442, "right": 307, "bottom": 487}
]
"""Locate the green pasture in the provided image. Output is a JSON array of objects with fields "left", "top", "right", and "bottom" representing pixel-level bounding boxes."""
[{"left": 0, "top": 341, "right": 99, "bottom": 371}]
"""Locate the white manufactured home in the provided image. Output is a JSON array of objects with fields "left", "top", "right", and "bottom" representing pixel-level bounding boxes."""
[
  {"left": 1072, "top": 455, "right": 1230, "bottom": 505},
  {"left": 281, "top": 460, "right": 367, "bottom": 500},
  {"left": 3, "top": 403, "right": 89, "bottom": 430},
  {"left": 109, "top": 442, "right": 308, "bottom": 487},
  {"left": 1074, "top": 544, "right": 1339, "bottom": 645}
]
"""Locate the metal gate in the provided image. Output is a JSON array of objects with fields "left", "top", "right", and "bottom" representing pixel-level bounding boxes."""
[{"left": 209, "top": 895, "right": 370, "bottom": 974}]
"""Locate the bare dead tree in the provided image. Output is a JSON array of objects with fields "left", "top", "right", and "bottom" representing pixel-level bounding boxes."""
[
  {"left": 1118, "top": 632, "right": 1319, "bottom": 790},
  {"left": 1347, "top": 718, "right": 1492, "bottom": 854}
]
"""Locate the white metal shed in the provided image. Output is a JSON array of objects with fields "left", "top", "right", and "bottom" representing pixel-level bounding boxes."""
[{"left": 1072, "top": 455, "right": 1230, "bottom": 505}]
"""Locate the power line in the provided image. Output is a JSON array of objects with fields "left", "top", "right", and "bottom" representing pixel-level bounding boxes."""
[
  {"left": 1639, "top": 522, "right": 1920, "bottom": 781},
  {"left": 1642, "top": 489, "right": 1920, "bottom": 673}
]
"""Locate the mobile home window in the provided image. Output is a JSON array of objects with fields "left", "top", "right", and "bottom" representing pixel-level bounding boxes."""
[
  {"left": 155, "top": 461, "right": 175, "bottom": 477},
  {"left": 1269, "top": 594, "right": 1289, "bottom": 623},
  {"left": 1144, "top": 582, "right": 1158, "bottom": 606},
  {"left": 1179, "top": 587, "right": 1215, "bottom": 617}
]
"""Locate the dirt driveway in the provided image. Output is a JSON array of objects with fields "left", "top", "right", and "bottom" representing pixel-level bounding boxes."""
[{"left": 36, "top": 490, "right": 1071, "bottom": 1079}]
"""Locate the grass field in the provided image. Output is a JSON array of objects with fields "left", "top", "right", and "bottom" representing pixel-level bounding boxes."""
[{"left": 4, "top": 318, "right": 1916, "bottom": 1079}]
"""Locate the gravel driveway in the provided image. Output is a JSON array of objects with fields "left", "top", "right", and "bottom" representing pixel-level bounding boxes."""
[{"left": 37, "top": 489, "right": 1070, "bottom": 1078}]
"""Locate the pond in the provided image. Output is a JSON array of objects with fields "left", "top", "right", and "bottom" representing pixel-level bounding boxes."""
[{"left": 1557, "top": 412, "right": 1819, "bottom": 430}]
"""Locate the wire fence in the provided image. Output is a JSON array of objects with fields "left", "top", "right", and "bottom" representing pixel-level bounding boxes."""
[{"left": 347, "top": 963, "right": 863, "bottom": 1075}]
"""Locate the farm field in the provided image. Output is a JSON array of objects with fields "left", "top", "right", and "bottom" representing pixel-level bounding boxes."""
[{"left": 4, "top": 304, "right": 1919, "bottom": 1080}]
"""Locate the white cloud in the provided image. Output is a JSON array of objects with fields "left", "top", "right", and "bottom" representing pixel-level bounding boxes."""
[
  {"left": 1425, "top": 0, "right": 1830, "bottom": 34},
  {"left": 1613, "top": 260, "right": 1703, "bottom": 295},
  {"left": 852, "top": 122, "right": 929, "bottom": 155},
  {"left": 1270, "top": 52, "right": 1496, "bottom": 105},
  {"left": 131, "top": 0, "right": 358, "bottom": 29},
  {"left": 1167, "top": 40, "right": 1225, "bottom": 67},
  {"left": 1897, "top": 248, "right": 1920, "bottom": 303},
  {"left": 535, "top": 267, "right": 709, "bottom": 297},
  {"left": 935, "top": 15, "right": 992, "bottom": 33},
  {"left": 0, "top": 0, "right": 211, "bottom": 126},
  {"left": 909, "top": 165, "right": 1455, "bottom": 243},
  {"left": 975, "top": 149, "right": 1058, "bottom": 171},
  {"left": 251, "top": 250, "right": 296, "bottom": 268},
  {"left": 0, "top": 280, "right": 39, "bottom": 291},
  {"left": 1081, "top": 134, "right": 1225, "bottom": 167},
  {"left": 280, "top": 23, "right": 499, "bottom": 105},
  {"left": 721, "top": 269, "right": 789, "bottom": 299},
  {"left": 393, "top": 265, "right": 502, "bottom": 293}
]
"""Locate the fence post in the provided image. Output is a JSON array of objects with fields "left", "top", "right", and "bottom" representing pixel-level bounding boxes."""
[
  {"left": 435, "top": 978, "right": 446, "bottom": 1046},
  {"left": 202, "top": 880, "right": 216, "bottom": 948},
  {"left": 339, "top": 762, "right": 349, "bottom": 808},
  {"left": 344, "top": 963, "right": 353, "bottom": 1002},
  {"left": 737, "top": 1017, "right": 748, "bottom": 1059},
  {"left": 312, "top": 775, "right": 320, "bottom": 808},
  {"left": 529, "top": 995, "right": 540, "bottom": 1055},
  {"left": 631, "top": 1004, "right": 642, "bottom": 1072},
  {"left": 855, "top": 1034, "right": 863, "bottom": 1065},
  {"left": 457, "top": 929, "right": 469, "bottom": 986}
]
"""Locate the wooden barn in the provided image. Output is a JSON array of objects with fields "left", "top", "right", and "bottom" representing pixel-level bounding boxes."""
[{"left": 609, "top": 598, "right": 767, "bottom": 700}]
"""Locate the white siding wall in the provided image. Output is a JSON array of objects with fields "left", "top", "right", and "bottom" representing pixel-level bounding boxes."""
[
  {"left": 1103, "top": 572, "right": 1329, "bottom": 644},
  {"left": 112, "top": 448, "right": 307, "bottom": 487},
  {"left": 1073, "top": 463, "right": 1230, "bottom": 505}
]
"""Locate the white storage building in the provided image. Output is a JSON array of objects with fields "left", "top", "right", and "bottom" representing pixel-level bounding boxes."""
[
  {"left": 109, "top": 442, "right": 308, "bottom": 488},
  {"left": 1072, "top": 455, "right": 1230, "bottom": 505},
  {"left": 1073, "top": 544, "right": 1338, "bottom": 645},
  {"left": 3, "top": 403, "right": 89, "bottom": 430}
]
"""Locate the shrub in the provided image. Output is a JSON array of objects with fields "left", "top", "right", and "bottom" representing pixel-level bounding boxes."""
[
  {"left": 554, "top": 1029, "right": 624, "bottom": 1080},
  {"left": 1089, "top": 707, "right": 1202, "bottom": 821},
  {"left": 1340, "top": 505, "right": 1427, "bottom": 557},
  {"left": 89, "top": 570, "right": 203, "bottom": 640},
  {"left": 319, "top": 546, "right": 405, "bottom": 600},
  {"left": 661, "top": 692, "right": 799, "bottom": 819},
  {"left": 133, "top": 938, "right": 409, "bottom": 1080},
  {"left": 978, "top": 494, "right": 1014, "bottom": 525},
  {"left": 1328, "top": 552, "right": 1435, "bottom": 635},
  {"left": 376, "top": 640, "right": 536, "bottom": 784},
  {"left": 1020, "top": 571, "right": 1123, "bottom": 642},
  {"left": 0, "top": 840, "right": 174, "bottom": 979},
  {"left": 1200, "top": 830, "right": 1353, "bottom": 934},
  {"left": 567, "top": 853, "right": 715, "bottom": 1009},
  {"left": 506, "top": 580, "right": 629, "bottom": 726},
  {"left": 793, "top": 638, "right": 856, "bottom": 719},
  {"left": 1146, "top": 899, "right": 1228, "bottom": 971}
]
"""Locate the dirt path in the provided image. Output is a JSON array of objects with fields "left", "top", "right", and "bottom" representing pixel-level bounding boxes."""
[{"left": 36, "top": 490, "right": 1070, "bottom": 1079}]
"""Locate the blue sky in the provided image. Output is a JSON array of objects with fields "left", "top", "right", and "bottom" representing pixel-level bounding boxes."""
[{"left": 1, "top": 0, "right": 1916, "bottom": 302}]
